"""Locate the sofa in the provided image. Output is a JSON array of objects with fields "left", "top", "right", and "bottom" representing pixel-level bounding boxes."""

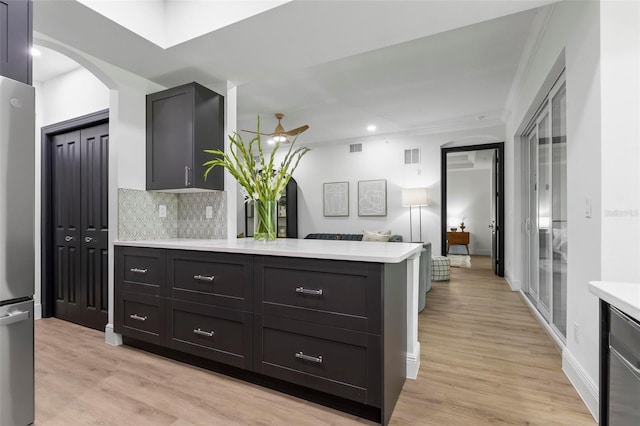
[
  {"left": 304, "top": 233, "right": 403, "bottom": 242},
  {"left": 304, "top": 233, "right": 431, "bottom": 312}
]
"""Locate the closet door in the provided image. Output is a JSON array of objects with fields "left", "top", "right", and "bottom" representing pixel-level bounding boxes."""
[{"left": 51, "top": 123, "right": 109, "bottom": 331}]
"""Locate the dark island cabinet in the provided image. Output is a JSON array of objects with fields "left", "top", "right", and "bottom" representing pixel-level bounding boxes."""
[
  {"left": 146, "top": 82, "right": 224, "bottom": 191},
  {"left": 0, "top": 0, "right": 32, "bottom": 85},
  {"left": 115, "top": 246, "right": 407, "bottom": 425}
]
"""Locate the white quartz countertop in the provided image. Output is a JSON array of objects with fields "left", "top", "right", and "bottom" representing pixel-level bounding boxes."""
[
  {"left": 114, "top": 238, "right": 424, "bottom": 263},
  {"left": 589, "top": 281, "right": 640, "bottom": 322}
]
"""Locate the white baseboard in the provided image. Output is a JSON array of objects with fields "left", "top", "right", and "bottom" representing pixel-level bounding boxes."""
[
  {"left": 519, "top": 291, "right": 598, "bottom": 422},
  {"left": 504, "top": 269, "right": 520, "bottom": 291},
  {"left": 562, "top": 349, "right": 599, "bottom": 422},
  {"left": 34, "top": 303, "right": 42, "bottom": 320},
  {"left": 104, "top": 323, "right": 123, "bottom": 346},
  {"left": 406, "top": 341, "right": 420, "bottom": 380}
]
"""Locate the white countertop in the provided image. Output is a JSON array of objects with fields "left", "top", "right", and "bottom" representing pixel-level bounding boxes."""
[
  {"left": 589, "top": 281, "right": 640, "bottom": 321},
  {"left": 114, "top": 238, "right": 424, "bottom": 263}
]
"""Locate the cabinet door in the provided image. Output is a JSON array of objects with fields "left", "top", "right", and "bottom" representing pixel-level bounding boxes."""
[
  {"left": 146, "top": 82, "right": 224, "bottom": 191},
  {"left": 0, "top": 0, "right": 32, "bottom": 85},
  {"left": 146, "top": 85, "right": 194, "bottom": 190}
]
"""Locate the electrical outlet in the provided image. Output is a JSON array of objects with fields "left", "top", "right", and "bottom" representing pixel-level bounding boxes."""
[
  {"left": 206, "top": 206, "right": 213, "bottom": 219},
  {"left": 573, "top": 322, "right": 580, "bottom": 343},
  {"left": 159, "top": 204, "right": 167, "bottom": 218}
]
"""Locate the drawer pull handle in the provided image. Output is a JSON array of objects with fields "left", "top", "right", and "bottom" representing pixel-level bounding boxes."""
[
  {"left": 193, "top": 328, "right": 214, "bottom": 338},
  {"left": 130, "top": 314, "right": 147, "bottom": 321},
  {"left": 194, "top": 274, "right": 215, "bottom": 282},
  {"left": 295, "top": 286, "right": 323, "bottom": 296},
  {"left": 130, "top": 268, "right": 148, "bottom": 274},
  {"left": 295, "top": 352, "right": 323, "bottom": 364}
]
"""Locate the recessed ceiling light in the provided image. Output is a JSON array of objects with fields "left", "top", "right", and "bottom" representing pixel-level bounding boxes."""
[
  {"left": 30, "top": 47, "right": 41, "bottom": 57},
  {"left": 367, "top": 125, "right": 377, "bottom": 132}
]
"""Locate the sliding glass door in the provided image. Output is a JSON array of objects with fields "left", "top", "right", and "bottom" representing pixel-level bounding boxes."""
[{"left": 522, "top": 72, "right": 567, "bottom": 339}]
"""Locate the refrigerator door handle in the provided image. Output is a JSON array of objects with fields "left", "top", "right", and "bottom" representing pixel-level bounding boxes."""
[{"left": 0, "top": 310, "right": 30, "bottom": 326}]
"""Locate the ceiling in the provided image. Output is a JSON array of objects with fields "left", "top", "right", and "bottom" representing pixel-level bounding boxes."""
[{"left": 32, "top": 0, "right": 555, "bottom": 145}]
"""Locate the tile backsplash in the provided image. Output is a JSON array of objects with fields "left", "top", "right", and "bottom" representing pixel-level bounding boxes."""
[
  {"left": 178, "top": 192, "right": 227, "bottom": 239},
  {"left": 118, "top": 188, "right": 227, "bottom": 240}
]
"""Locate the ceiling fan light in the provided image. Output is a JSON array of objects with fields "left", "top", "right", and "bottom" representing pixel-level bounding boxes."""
[
  {"left": 267, "top": 138, "right": 276, "bottom": 145},
  {"left": 273, "top": 135, "right": 287, "bottom": 143}
]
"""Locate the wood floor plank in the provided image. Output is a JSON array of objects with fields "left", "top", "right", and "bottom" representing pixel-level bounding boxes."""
[{"left": 34, "top": 255, "right": 594, "bottom": 425}]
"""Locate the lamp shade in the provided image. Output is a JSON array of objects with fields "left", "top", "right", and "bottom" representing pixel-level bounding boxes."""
[{"left": 402, "top": 187, "right": 428, "bottom": 207}]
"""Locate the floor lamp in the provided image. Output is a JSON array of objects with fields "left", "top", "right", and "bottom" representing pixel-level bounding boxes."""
[{"left": 402, "top": 188, "right": 429, "bottom": 242}]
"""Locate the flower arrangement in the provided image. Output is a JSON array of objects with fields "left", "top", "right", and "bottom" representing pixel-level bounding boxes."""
[{"left": 203, "top": 116, "right": 310, "bottom": 240}]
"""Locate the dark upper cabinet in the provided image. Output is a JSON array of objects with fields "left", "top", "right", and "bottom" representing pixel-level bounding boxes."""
[
  {"left": 245, "top": 177, "right": 298, "bottom": 238},
  {"left": 0, "top": 0, "right": 32, "bottom": 85},
  {"left": 146, "top": 82, "right": 224, "bottom": 191}
]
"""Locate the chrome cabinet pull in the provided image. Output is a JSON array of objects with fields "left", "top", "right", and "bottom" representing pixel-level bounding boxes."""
[
  {"left": 185, "top": 166, "right": 191, "bottom": 187},
  {"left": 130, "top": 268, "right": 148, "bottom": 274},
  {"left": 130, "top": 314, "right": 147, "bottom": 321},
  {"left": 64, "top": 236, "right": 74, "bottom": 242},
  {"left": 295, "top": 351, "right": 323, "bottom": 364},
  {"left": 194, "top": 274, "right": 215, "bottom": 282},
  {"left": 295, "top": 286, "right": 323, "bottom": 296},
  {"left": 193, "top": 328, "right": 214, "bottom": 338},
  {"left": 84, "top": 237, "right": 93, "bottom": 243}
]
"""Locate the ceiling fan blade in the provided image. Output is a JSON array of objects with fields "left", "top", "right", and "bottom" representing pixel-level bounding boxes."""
[{"left": 283, "top": 125, "right": 309, "bottom": 137}]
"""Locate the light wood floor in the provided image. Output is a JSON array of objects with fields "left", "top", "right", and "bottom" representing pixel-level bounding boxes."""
[{"left": 35, "top": 256, "right": 595, "bottom": 425}]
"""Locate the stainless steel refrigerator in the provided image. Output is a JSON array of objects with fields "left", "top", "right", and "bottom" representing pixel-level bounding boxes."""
[{"left": 0, "top": 75, "right": 35, "bottom": 426}]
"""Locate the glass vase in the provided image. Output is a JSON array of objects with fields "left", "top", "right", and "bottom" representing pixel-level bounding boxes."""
[{"left": 254, "top": 199, "right": 277, "bottom": 241}]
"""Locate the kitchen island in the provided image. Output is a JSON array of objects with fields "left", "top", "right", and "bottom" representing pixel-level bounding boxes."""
[
  {"left": 113, "top": 238, "right": 423, "bottom": 425},
  {"left": 589, "top": 281, "right": 640, "bottom": 425}
]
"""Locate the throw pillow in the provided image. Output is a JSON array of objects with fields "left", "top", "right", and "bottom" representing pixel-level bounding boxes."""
[{"left": 362, "top": 230, "right": 392, "bottom": 242}]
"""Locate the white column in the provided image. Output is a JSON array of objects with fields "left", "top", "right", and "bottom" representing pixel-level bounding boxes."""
[
  {"left": 225, "top": 83, "right": 238, "bottom": 240},
  {"left": 406, "top": 250, "right": 421, "bottom": 379}
]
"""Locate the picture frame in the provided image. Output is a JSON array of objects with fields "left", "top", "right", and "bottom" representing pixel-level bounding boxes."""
[
  {"left": 323, "top": 181, "right": 349, "bottom": 217},
  {"left": 358, "top": 179, "right": 387, "bottom": 216}
]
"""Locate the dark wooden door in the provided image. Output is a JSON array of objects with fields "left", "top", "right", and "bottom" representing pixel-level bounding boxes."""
[
  {"left": 491, "top": 150, "right": 498, "bottom": 274},
  {"left": 0, "top": 0, "right": 32, "bottom": 85},
  {"left": 52, "top": 123, "right": 109, "bottom": 330},
  {"left": 52, "top": 130, "right": 82, "bottom": 323}
]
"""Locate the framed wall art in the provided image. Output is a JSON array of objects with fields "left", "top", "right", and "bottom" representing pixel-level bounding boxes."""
[
  {"left": 323, "top": 181, "right": 349, "bottom": 217},
  {"left": 358, "top": 179, "right": 387, "bottom": 216}
]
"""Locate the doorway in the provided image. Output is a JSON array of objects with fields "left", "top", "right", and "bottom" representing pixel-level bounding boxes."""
[
  {"left": 441, "top": 142, "right": 505, "bottom": 276},
  {"left": 41, "top": 110, "right": 109, "bottom": 331}
]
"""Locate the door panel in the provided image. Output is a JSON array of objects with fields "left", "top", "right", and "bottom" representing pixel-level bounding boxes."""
[
  {"left": 80, "top": 123, "right": 109, "bottom": 330},
  {"left": 52, "top": 131, "right": 82, "bottom": 323},
  {"left": 51, "top": 123, "right": 109, "bottom": 331}
]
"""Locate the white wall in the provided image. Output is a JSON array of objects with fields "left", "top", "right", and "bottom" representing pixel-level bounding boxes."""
[
  {"left": 447, "top": 168, "right": 492, "bottom": 255},
  {"left": 38, "top": 67, "right": 110, "bottom": 126},
  {"left": 244, "top": 125, "right": 504, "bottom": 253},
  {"left": 504, "top": 1, "right": 603, "bottom": 417}
]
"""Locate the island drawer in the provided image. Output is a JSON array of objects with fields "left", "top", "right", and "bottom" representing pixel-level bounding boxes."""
[
  {"left": 255, "top": 315, "right": 381, "bottom": 406},
  {"left": 168, "top": 299, "right": 253, "bottom": 370},
  {"left": 116, "top": 247, "right": 166, "bottom": 296},
  {"left": 115, "top": 291, "right": 165, "bottom": 345},
  {"left": 168, "top": 250, "right": 253, "bottom": 311},
  {"left": 254, "top": 256, "right": 382, "bottom": 333}
]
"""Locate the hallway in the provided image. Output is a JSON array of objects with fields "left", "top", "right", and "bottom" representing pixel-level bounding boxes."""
[{"left": 392, "top": 256, "right": 595, "bottom": 424}]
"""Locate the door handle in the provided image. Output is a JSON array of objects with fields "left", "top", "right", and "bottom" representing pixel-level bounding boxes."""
[
  {"left": 185, "top": 166, "right": 191, "bottom": 187},
  {"left": 84, "top": 237, "right": 93, "bottom": 243},
  {"left": 0, "top": 310, "right": 29, "bottom": 326},
  {"left": 64, "top": 236, "right": 74, "bottom": 242}
]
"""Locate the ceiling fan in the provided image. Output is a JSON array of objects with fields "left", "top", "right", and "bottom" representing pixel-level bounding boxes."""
[{"left": 242, "top": 113, "right": 309, "bottom": 143}]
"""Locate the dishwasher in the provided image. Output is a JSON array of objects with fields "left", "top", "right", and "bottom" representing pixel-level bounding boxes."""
[{"left": 608, "top": 306, "right": 640, "bottom": 425}]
